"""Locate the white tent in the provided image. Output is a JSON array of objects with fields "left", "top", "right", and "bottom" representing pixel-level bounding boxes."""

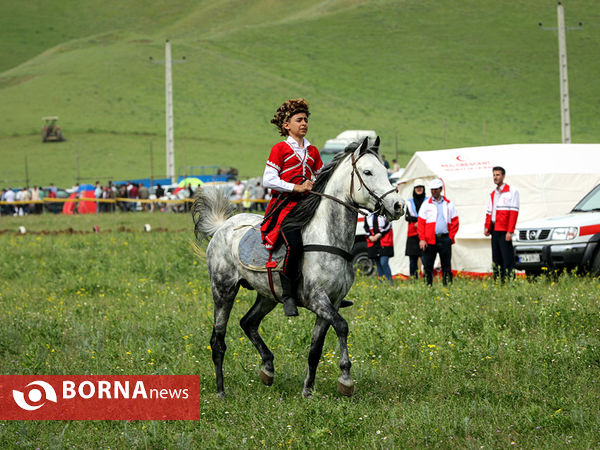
[{"left": 390, "top": 144, "right": 600, "bottom": 276}]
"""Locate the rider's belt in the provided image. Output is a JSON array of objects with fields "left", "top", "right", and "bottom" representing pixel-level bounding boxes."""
[{"left": 435, "top": 233, "right": 449, "bottom": 239}]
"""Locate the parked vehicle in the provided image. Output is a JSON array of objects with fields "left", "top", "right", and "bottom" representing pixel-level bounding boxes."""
[
  {"left": 41, "top": 116, "right": 66, "bottom": 142},
  {"left": 351, "top": 214, "right": 376, "bottom": 276},
  {"left": 321, "top": 130, "right": 377, "bottom": 164},
  {"left": 514, "top": 183, "right": 600, "bottom": 276}
]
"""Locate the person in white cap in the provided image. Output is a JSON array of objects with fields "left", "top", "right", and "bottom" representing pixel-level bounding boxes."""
[
  {"left": 418, "top": 179, "right": 459, "bottom": 286},
  {"left": 405, "top": 179, "right": 427, "bottom": 279}
]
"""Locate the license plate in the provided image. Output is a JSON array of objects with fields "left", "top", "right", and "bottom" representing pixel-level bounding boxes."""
[{"left": 518, "top": 254, "right": 540, "bottom": 263}]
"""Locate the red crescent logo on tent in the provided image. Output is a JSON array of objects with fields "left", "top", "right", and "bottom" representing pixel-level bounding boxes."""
[{"left": 456, "top": 155, "right": 465, "bottom": 162}]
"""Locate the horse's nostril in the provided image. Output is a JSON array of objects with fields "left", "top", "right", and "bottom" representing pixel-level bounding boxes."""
[{"left": 394, "top": 202, "right": 402, "bottom": 212}]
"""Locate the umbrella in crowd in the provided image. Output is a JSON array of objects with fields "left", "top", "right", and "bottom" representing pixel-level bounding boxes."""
[{"left": 177, "top": 177, "right": 204, "bottom": 188}]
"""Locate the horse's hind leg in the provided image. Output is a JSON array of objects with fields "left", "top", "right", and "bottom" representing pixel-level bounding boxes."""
[
  {"left": 210, "top": 278, "right": 239, "bottom": 398},
  {"left": 302, "top": 317, "right": 330, "bottom": 398},
  {"left": 240, "top": 294, "right": 277, "bottom": 386}
]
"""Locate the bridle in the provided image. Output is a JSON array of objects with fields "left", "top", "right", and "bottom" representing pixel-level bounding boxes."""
[
  {"left": 347, "top": 150, "right": 399, "bottom": 216},
  {"left": 310, "top": 149, "right": 399, "bottom": 216}
]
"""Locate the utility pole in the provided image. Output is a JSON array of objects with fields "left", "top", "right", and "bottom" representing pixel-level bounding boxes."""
[
  {"left": 149, "top": 41, "right": 187, "bottom": 184},
  {"left": 165, "top": 40, "right": 175, "bottom": 183},
  {"left": 556, "top": 2, "right": 570, "bottom": 144},
  {"left": 539, "top": 3, "right": 582, "bottom": 144},
  {"left": 24, "top": 156, "right": 29, "bottom": 187},
  {"left": 76, "top": 148, "right": 81, "bottom": 183},
  {"left": 149, "top": 140, "right": 154, "bottom": 186}
]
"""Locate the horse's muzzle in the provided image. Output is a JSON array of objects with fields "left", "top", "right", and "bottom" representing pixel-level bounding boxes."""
[{"left": 394, "top": 201, "right": 404, "bottom": 216}]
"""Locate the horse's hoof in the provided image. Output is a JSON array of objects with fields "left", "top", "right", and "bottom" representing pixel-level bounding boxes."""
[
  {"left": 260, "top": 369, "right": 274, "bottom": 386},
  {"left": 217, "top": 391, "right": 226, "bottom": 399},
  {"left": 337, "top": 380, "right": 355, "bottom": 397},
  {"left": 302, "top": 388, "right": 313, "bottom": 399}
]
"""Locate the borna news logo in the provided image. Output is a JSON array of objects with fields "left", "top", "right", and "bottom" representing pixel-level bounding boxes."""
[
  {"left": 1, "top": 375, "right": 200, "bottom": 420},
  {"left": 12, "top": 380, "right": 58, "bottom": 411}
]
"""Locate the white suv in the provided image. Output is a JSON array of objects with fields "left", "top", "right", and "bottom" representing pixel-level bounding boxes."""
[{"left": 514, "top": 183, "right": 600, "bottom": 276}]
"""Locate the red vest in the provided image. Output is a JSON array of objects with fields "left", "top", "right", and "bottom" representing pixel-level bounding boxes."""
[{"left": 261, "top": 141, "right": 323, "bottom": 249}]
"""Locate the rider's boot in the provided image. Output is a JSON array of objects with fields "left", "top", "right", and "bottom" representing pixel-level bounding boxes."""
[
  {"left": 340, "top": 300, "right": 354, "bottom": 308},
  {"left": 279, "top": 273, "right": 298, "bottom": 317}
]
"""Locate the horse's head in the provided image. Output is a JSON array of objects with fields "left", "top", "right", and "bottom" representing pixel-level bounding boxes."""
[{"left": 346, "top": 137, "right": 405, "bottom": 221}]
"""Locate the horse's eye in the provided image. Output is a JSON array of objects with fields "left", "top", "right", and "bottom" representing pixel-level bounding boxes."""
[{"left": 363, "top": 170, "right": 373, "bottom": 176}]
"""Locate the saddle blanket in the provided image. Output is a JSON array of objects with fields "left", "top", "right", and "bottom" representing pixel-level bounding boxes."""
[{"left": 238, "top": 227, "right": 286, "bottom": 272}]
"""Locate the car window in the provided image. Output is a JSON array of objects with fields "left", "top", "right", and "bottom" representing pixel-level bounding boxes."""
[{"left": 572, "top": 184, "right": 600, "bottom": 212}]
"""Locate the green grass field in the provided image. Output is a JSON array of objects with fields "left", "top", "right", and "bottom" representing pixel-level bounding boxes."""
[
  {"left": 1, "top": 0, "right": 600, "bottom": 187},
  {"left": 1, "top": 213, "right": 599, "bottom": 447}
]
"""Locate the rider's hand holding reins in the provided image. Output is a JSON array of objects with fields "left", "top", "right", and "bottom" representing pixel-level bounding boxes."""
[{"left": 293, "top": 179, "right": 314, "bottom": 193}]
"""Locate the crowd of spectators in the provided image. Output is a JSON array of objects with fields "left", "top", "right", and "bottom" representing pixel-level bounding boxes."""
[{"left": 1, "top": 179, "right": 271, "bottom": 216}]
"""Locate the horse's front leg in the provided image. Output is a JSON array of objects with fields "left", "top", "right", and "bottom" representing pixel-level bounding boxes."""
[
  {"left": 306, "top": 292, "right": 354, "bottom": 397},
  {"left": 303, "top": 317, "right": 330, "bottom": 398}
]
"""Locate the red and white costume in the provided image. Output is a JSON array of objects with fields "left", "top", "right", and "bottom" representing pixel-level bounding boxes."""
[
  {"left": 364, "top": 213, "right": 394, "bottom": 256},
  {"left": 484, "top": 184, "right": 519, "bottom": 232},
  {"left": 260, "top": 136, "right": 323, "bottom": 249},
  {"left": 417, "top": 196, "right": 459, "bottom": 245}
]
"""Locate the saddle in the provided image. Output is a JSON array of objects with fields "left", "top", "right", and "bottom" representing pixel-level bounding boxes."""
[
  {"left": 237, "top": 226, "right": 355, "bottom": 309},
  {"left": 238, "top": 227, "right": 287, "bottom": 272}
]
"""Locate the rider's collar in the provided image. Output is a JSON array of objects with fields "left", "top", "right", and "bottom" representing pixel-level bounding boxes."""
[{"left": 286, "top": 136, "right": 310, "bottom": 151}]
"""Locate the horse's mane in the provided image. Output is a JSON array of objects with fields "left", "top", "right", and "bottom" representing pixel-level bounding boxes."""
[{"left": 280, "top": 144, "right": 379, "bottom": 233}]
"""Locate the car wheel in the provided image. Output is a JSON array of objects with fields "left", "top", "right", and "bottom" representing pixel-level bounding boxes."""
[
  {"left": 591, "top": 249, "right": 600, "bottom": 277},
  {"left": 351, "top": 241, "right": 375, "bottom": 277}
]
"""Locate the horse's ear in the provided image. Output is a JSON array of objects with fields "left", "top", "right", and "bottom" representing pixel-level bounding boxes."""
[
  {"left": 371, "top": 136, "right": 380, "bottom": 153},
  {"left": 357, "top": 137, "right": 369, "bottom": 156}
]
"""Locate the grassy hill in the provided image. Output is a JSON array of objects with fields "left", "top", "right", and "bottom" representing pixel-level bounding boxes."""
[{"left": 1, "top": 0, "right": 599, "bottom": 187}]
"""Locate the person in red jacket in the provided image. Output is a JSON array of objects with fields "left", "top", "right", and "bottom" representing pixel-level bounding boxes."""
[
  {"left": 484, "top": 166, "right": 520, "bottom": 282},
  {"left": 261, "top": 98, "right": 323, "bottom": 316},
  {"left": 418, "top": 179, "right": 459, "bottom": 286},
  {"left": 364, "top": 212, "right": 395, "bottom": 283}
]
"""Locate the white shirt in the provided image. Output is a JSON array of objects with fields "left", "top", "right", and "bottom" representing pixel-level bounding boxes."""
[
  {"left": 262, "top": 136, "right": 313, "bottom": 193},
  {"left": 231, "top": 183, "right": 244, "bottom": 200},
  {"left": 491, "top": 183, "right": 504, "bottom": 222},
  {"left": 5, "top": 190, "right": 15, "bottom": 202}
]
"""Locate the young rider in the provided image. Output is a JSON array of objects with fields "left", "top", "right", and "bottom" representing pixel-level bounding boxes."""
[{"left": 261, "top": 99, "right": 323, "bottom": 316}]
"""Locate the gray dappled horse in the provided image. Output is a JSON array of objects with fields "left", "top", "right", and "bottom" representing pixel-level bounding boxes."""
[{"left": 193, "top": 137, "right": 404, "bottom": 398}]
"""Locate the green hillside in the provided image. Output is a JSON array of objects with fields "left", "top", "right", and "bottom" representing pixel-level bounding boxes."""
[{"left": 1, "top": 0, "right": 599, "bottom": 187}]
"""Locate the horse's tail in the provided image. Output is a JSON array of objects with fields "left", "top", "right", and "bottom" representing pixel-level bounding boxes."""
[{"left": 192, "top": 187, "right": 237, "bottom": 241}]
